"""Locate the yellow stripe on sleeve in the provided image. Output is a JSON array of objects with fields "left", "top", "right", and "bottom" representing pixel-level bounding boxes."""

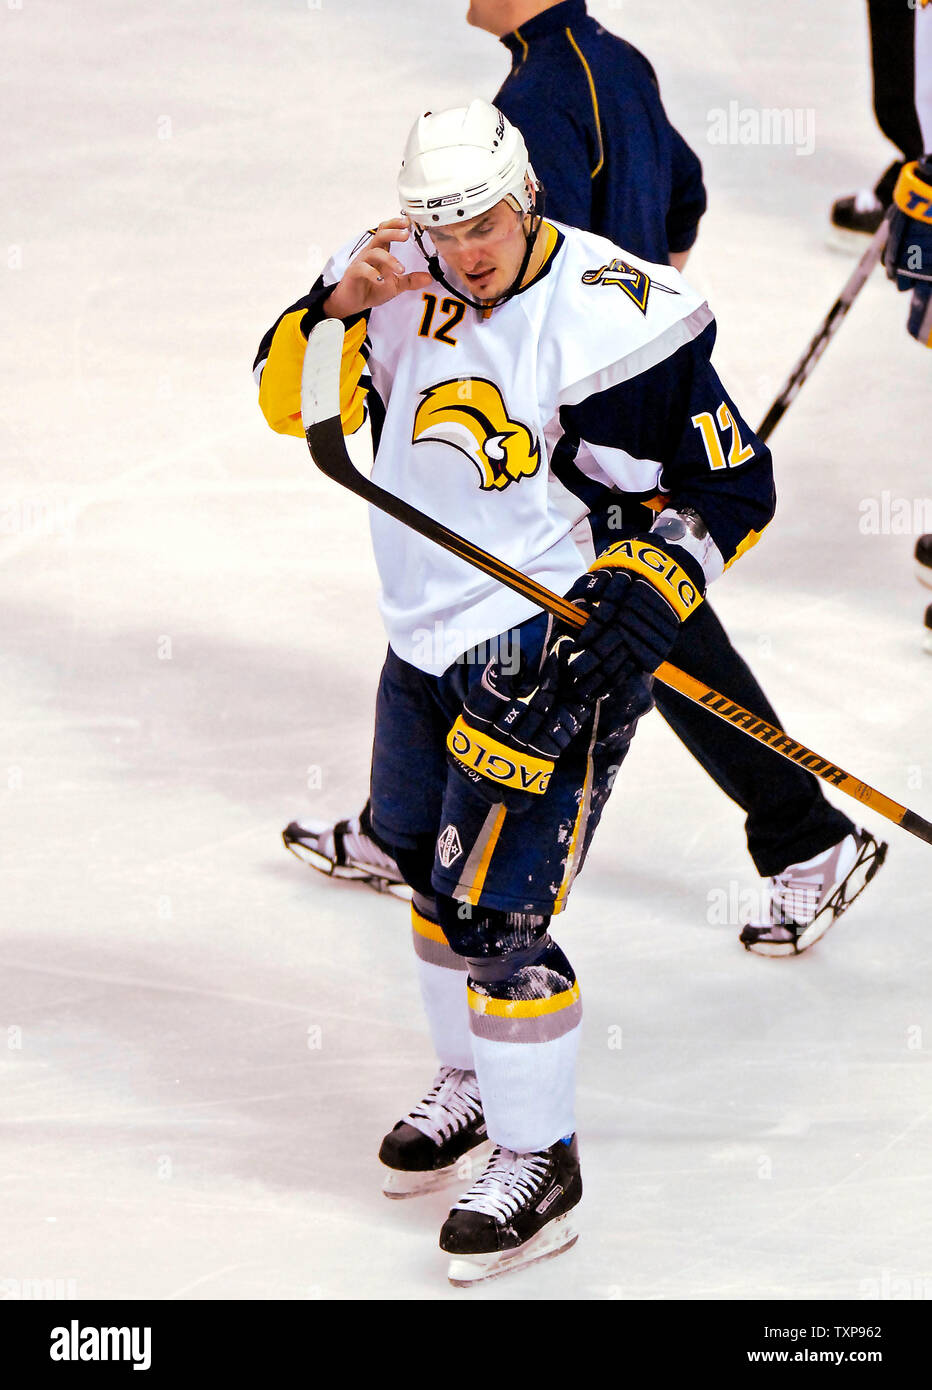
[
  {"left": 258, "top": 308, "right": 370, "bottom": 439},
  {"left": 339, "top": 316, "right": 370, "bottom": 435},
  {"left": 723, "top": 522, "right": 770, "bottom": 570},
  {"left": 257, "top": 309, "right": 310, "bottom": 437}
]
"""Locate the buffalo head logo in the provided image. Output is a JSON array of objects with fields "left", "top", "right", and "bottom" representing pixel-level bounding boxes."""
[{"left": 412, "top": 378, "right": 541, "bottom": 491}]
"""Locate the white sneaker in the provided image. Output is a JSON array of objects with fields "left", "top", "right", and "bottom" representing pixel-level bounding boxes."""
[
  {"left": 282, "top": 813, "right": 411, "bottom": 900},
  {"left": 740, "top": 829, "right": 887, "bottom": 956}
]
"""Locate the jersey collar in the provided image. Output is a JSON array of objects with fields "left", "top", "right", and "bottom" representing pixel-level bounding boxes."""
[
  {"left": 519, "top": 220, "right": 563, "bottom": 292},
  {"left": 501, "top": 0, "right": 590, "bottom": 59}
]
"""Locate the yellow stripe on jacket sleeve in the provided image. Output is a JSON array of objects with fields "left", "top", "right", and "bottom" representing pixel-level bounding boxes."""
[{"left": 565, "top": 28, "right": 604, "bottom": 178}]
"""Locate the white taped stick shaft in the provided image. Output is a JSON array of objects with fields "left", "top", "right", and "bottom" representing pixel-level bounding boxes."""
[{"left": 301, "top": 317, "right": 346, "bottom": 429}]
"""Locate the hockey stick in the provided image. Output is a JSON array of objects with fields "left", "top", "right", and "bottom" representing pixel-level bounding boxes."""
[
  {"left": 756, "top": 213, "right": 891, "bottom": 444},
  {"left": 301, "top": 317, "right": 932, "bottom": 846}
]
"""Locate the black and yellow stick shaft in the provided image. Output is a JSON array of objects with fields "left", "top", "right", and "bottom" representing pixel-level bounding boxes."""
[
  {"left": 654, "top": 663, "right": 931, "bottom": 844},
  {"left": 301, "top": 320, "right": 932, "bottom": 847}
]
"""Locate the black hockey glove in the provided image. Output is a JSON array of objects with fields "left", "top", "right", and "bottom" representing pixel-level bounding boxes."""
[
  {"left": 883, "top": 157, "right": 932, "bottom": 346},
  {"left": 562, "top": 534, "right": 706, "bottom": 705},
  {"left": 446, "top": 640, "right": 589, "bottom": 812}
]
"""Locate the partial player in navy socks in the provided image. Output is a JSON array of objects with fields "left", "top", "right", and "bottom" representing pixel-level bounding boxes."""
[
  {"left": 829, "top": 0, "right": 923, "bottom": 250},
  {"left": 884, "top": 1, "right": 932, "bottom": 646}
]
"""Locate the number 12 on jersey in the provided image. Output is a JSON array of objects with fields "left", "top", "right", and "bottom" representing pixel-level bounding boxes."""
[
  {"left": 419, "top": 293, "right": 465, "bottom": 347},
  {"left": 691, "top": 402, "right": 755, "bottom": 470}
]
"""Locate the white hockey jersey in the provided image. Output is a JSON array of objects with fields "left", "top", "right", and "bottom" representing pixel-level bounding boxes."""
[{"left": 256, "top": 220, "right": 773, "bottom": 675}]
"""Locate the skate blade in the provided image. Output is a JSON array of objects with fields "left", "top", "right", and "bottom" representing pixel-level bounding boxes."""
[
  {"left": 381, "top": 1142, "right": 492, "bottom": 1199},
  {"left": 915, "top": 561, "right": 932, "bottom": 591},
  {"left": 283, "top": 837, "right": 412, "bottom": 899},
  {"left": 446, "top": 1214, "right": 579, "bottom": 1287},
  {"left": 743, "top": 838, "right": 888, "bottom": 956},
  {"left": 741, "top": 935, "right": 797, "bottom": 958}
]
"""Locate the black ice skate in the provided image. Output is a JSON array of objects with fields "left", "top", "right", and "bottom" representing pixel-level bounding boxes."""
[
  {"left": 282, "top": 812, "right": 411, "bottom": 900},
  {"left": 439, "top": 1135, "right": 582, "bottom": 1286},
  {"left": 916, "top": 534, "right": 932, "bottom": 590},
  {"left": 379, "top": 1066, "right": 490, "bottom": 1198},
  {"left": 740, "top": 828, "right": 887, "bottom": 956},
  {"left": 829, "top": 189, "right": 885, "bottom": 249},
  {"left": 831, "top": 190, "right": 885, "bottom": 234}
]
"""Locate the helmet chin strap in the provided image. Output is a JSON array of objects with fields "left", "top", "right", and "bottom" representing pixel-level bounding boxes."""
[{"left": 412, "top": 191, "right": 547, "bottom": 314}]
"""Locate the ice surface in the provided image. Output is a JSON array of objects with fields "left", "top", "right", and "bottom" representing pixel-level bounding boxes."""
[{"left": 2, "top": 0, "right": 930, "bottom": 1302}]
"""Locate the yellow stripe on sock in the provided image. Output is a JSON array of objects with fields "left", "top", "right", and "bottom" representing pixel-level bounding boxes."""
[
  {"left": 410, "top": 905, "right": 447, "bottom": 944},
  {"left": 467, "top": 981, "right": 580, "bottom": 1019}
]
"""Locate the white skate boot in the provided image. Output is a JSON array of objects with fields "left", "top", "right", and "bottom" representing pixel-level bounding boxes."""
[
  {"left": 378, "top": 1066, "right": 491, "bottom": 1198},
  {"left": 282, "top": 811, "right": 411, "bottom": 900},
  {"left": 740, "top": 828, "right": 887, "bottom": 956},
  {"left": 439, "top": 1136, "right": 582, "bottom": 1286}
]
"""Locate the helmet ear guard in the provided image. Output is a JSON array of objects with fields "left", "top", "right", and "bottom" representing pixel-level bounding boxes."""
[{"left": 502, "top": 168, "right": 540, "bottom": 220}]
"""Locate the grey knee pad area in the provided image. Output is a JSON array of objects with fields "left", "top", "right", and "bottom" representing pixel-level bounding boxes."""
[{"left": 435, "top": 896, "right": 552, "bottom": 982}]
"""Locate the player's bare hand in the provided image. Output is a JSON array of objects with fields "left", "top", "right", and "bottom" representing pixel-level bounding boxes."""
[{"left": 324, "top": 218, "right": 433, "bottom": 318}]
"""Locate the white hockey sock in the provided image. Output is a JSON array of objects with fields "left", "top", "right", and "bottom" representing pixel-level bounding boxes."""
[
  {"left": 468, "top": 980, "right": 581, "bottom": 1152},
  {"left": 411, "top": 904, "right": 473, "bottom": 1070}
]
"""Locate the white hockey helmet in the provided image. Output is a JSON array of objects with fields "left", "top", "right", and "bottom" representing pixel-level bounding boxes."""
[{"left": 398, "top": 99, "right": 538, "bottom": 227}]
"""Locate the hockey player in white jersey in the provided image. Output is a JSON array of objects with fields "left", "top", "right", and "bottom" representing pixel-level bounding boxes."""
[{"left": 255, "top": 101, "right": 775, "bottom": 1284}]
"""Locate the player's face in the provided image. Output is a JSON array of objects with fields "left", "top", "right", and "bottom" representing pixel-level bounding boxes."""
[
  {"left": 425, "top": 202, "right": 528, "bottom": 303},
  {"left": 465, "top": 1, "right": 509, "bottom": 37}
]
